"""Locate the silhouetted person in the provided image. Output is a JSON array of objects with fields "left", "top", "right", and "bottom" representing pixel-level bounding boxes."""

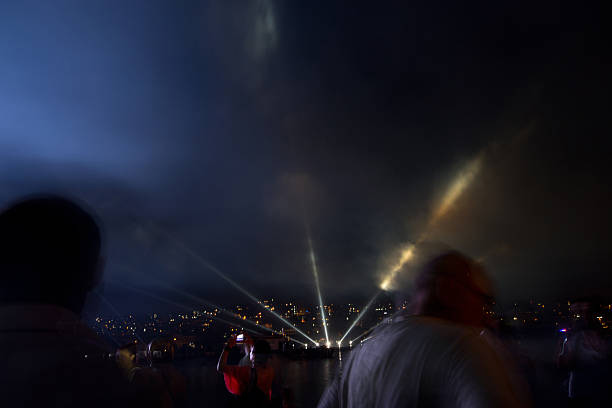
[
  {"left": 218, "top": 336, "right": 277, "bottom": 407},
  {"left": 318, "top": 251, "right": 531, "bottom": 408},
  {"left": 125, "top": 339, "right": 187, "bottom": 408},
  {"left": 239, "top": 333, "right": 256, "bottom": 367},
  {"left": 0, "top": 195, "right": 132, "bottom": 407},
  {"left": 557, "top": 299, "right": 612, "bottom": 407}
]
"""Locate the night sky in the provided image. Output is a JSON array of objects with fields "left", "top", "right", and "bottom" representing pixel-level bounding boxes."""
[{"left": 1, "top": 1, "right": 610, "bottom": 315}]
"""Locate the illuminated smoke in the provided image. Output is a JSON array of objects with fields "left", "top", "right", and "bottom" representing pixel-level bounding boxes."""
[
  {"left": 430, "top": 155, "right": 482, "bottom": 226},
  {"left": 249, "top": 0, "right": 277, "bottom": 62},
  {"left": 378, "top": 153, "right": 483, "bottom": 291},
  {"left": 350, "top": 316, "right": 390, "bottom": 344},
  {"left": 157, "top": 281, "right": 306, "bottom": 346}
]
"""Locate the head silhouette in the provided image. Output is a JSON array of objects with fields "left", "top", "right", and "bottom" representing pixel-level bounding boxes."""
[
  {"left": 251, "top": 339, "right": 271, "bottom": 366},
  {"left": 411, "top": 251, "right": 493, "bottom": 327},
  {"left": 0, "top": 195, "right": 102, "bottom": 313}
]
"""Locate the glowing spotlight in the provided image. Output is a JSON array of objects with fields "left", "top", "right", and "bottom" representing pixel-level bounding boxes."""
[
  {"left": 307, "top": 233, "right": 330, "bottom": 346},
  {"left": 326, "top": 341, "right": 331, "bottom": 349},
  {"left": 379, "top": 244, "right": 415, "bottom": 291},
  {"left": 340, "top": 291, "right": 380, "bottom": 344},
  {"left": 377, "top": 153, "right": 483, "bottom": 291},
  {"left": 430, "top": 155, "right": 482, "bottom": 226}
]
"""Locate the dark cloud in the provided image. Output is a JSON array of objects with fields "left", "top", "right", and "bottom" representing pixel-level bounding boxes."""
[{"left": 1, "top": 1, "right": 610, "bottom": 315}]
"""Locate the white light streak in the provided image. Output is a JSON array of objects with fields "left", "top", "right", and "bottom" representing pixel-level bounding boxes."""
[
  {"left": 340, "top": 290, "right": 381, "bottom": 344},
  {"left": 150, "top": 226, "right": 318, "bottom": 345},
  {"left": 109, "top": 280, "right": 263, "bottom": 336},
  {"left": 159, "top": 282, "right": 306, "bottom": 346},
  {"left": 307, "top": 233, "right": 330, "bottom": 346},
  {"left": 378, "top": 153, "right": 483, "bottom": 291},
  {"left": 379, "top": 244, "right": 416, "bottom": 291}
]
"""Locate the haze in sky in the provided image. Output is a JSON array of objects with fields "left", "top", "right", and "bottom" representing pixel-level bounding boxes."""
[{"left": 1, "top": 1, "right": 610, "bottom": 315}]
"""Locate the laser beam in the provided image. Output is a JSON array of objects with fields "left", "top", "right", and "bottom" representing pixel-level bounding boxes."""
[
  {"left": 340, "top": 290, "right": 381, "bottom": 344},
  {"left": 109, "top": 263, "right": 307, "bottom": 346},
  {"left": 149, "top": 225, "right": 319, "bottom": 345},
  {"left": 350, "top": 318, "right": 389, "bottom": 344},
  {"left": 108, "top": 280, "right": 264, "bottom": 336},
  {"left": 156, "top": 281, "right": 307, "bottom": 346},
  {"left": 429, "top": 155, "right": 482, "bottom": 227},
  {"left": 377, "top": 153, "right": 483, "bottom": 291},
  {"left": 307, "top": 233, "right": 330, "bottom": 346}
]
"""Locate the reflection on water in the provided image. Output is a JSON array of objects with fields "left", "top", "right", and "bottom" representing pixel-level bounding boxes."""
[
  {"left": 177, "top": 355, "right": 341, "bottom": 408},
  {"left": 283, "top": 358, "right": 339, "bottom": 408},
  {"left": 175, "top": 336, "right": 577, "bottom": 407}
]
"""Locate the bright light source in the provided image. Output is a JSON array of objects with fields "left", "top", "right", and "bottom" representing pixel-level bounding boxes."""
[
  {"left": 430, "top": 155, "right": 482, "bottom": 225},
  {"left": 379, "top": 244, "right": 415, "bottom": 291},
  {"left": 378, "top": 153, "right": 483, "bottom": 291},
  {"left": 326, "top": 341, "right": 331, "bottom": 349}
]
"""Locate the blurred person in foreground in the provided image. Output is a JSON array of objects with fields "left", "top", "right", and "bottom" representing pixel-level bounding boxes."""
[
  {"left": 117, "top": 339, "right": 187, "bottom": 408},
  {"left": 0, "top": 195, "right": 133, "bottom": 407},
  {"left": 218, "top": 336, "right": 280, "bottom": 407},
  {"left": 318, "top": 250, "right": 531, "bottom": 408},
  {"left": 557, "top": 299, "right": 612, "bottom": 407}
]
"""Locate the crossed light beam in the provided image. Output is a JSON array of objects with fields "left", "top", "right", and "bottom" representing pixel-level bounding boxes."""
[
  {"left": 109, "top": 280, "right": 264, "bottom": 337},
  {"left": 110, "top": 263, "right": 307, "bottom": 346},
  {"left": 154, "top": 280, "right": 307, "bottom": 346},
  {"left": 341, "top": 153, "right": 484, "bottom": 342},
  {"left": 142, "top": 224, "right": 319, "bottom": 346}
]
